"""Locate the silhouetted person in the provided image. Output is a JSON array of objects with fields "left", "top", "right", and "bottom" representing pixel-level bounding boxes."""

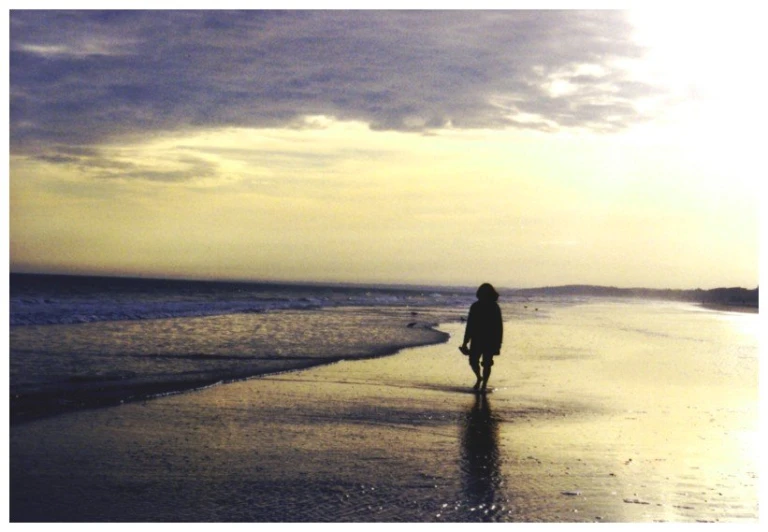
[{"left": 460, "top": 283, "right": 503, "bottom": 392}]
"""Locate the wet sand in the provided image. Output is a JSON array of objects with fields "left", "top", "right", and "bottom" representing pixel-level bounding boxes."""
[{"left": 9, "top": 303, "right": 759, "bottom": 522}]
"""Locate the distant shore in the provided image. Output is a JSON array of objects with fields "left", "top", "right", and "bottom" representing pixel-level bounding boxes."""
[
  {"left": 510, "top": 285, "right": 759, "bottom": 310},
  {"left": 700, "top": 302, "right": 758, "bottom": 314}
]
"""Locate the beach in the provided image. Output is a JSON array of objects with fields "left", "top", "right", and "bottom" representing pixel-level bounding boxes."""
[
  {"left": 9, "top": 8, "right": 761, "bottom": 525},
  {"left": 9, "top": 298, "right": 759, "bottom": 522}
]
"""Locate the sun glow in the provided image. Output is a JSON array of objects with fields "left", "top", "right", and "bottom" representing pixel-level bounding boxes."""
[
  {"left": 629, "top": 7, "right": 760, "bottom": 122},
  {"left": 624, "top": 8, "right": 761, "bottom": 194}
]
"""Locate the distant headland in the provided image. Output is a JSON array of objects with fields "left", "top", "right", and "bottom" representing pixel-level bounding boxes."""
[{"left": 509, "top": 285, "right": 759, "bottom": 311}]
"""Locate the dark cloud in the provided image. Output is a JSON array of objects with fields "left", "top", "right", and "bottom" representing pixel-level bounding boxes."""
[
  {"left": 30, "top": 146, "right": 219, "bottom": 182},
  {"left": 10, "top": 10, "right": 663, "bottom": 154}
]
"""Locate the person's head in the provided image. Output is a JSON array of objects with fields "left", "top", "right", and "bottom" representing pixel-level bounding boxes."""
[{"left": 476, "top": 283, "right": 499, "bottom": 302}]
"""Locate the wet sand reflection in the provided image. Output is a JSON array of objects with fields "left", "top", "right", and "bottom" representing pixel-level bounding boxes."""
[{"left": 460, "top": 393, "right": 504, "bottom": 521}]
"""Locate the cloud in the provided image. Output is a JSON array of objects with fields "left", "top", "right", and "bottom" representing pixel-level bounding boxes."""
[
  {"left": 10, "top": 10, "right": 664, "bottom": 155},
  {"left": 30, "top": 146, "right": 219, "bottom": 182}
]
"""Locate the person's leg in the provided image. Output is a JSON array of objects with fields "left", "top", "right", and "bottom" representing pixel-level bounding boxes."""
[
  {"left": 469, "top": 354, "right": 482, "bottom": 390},
  {"left": 480, "top": 355, "right": 493, "bottom": 391}
]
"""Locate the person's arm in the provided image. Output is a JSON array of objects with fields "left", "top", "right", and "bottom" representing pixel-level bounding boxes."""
[
  {"left": 461, "top": 305, "right": 475, "bottom": 349},
  {"left": 499, "top": 306, "right": 503, "bottom": 345},
  {"left": 494, "top": 304, "right": 503, "bottom": 354}
]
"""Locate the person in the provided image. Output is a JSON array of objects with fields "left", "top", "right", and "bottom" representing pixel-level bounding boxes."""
[{"left": 460, "top": 283, "right": 503, "bottom": 392}]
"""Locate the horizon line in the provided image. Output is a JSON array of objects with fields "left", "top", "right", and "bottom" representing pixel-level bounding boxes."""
[{"left": 8, "top": 269, "right": 758, "bottom": 294}]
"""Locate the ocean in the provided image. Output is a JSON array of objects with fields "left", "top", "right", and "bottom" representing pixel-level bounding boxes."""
[
  {"left": 9, "top": 273, "right": 483, "bottom": 422},
  {"left": 9, "top": 273, "right": 759, "bottom": 427}
]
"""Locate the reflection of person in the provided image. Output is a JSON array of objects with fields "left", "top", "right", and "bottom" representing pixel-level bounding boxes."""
[
  {"left": 460, "top": 393, "right": 502, "bottom": 521},
  {"left": 460, "top": 283, "right": 503, "bottom": 392}
]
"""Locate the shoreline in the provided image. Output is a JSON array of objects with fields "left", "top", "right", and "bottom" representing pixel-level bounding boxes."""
[
  {"left": 699, "top": 302, "right": 759, "bottom": 314},
  {"left": 9, "top": 308, "right": 452, "bottom": 426}
]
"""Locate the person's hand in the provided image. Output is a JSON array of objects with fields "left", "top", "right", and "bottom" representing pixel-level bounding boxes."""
[{"left": 459, "top": 344, "right": 471, "bottom": 355}]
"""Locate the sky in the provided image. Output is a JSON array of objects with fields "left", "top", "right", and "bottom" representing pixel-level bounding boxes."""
[{"left": 6, "top": 6, "right": 763, "bottom": 289}]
